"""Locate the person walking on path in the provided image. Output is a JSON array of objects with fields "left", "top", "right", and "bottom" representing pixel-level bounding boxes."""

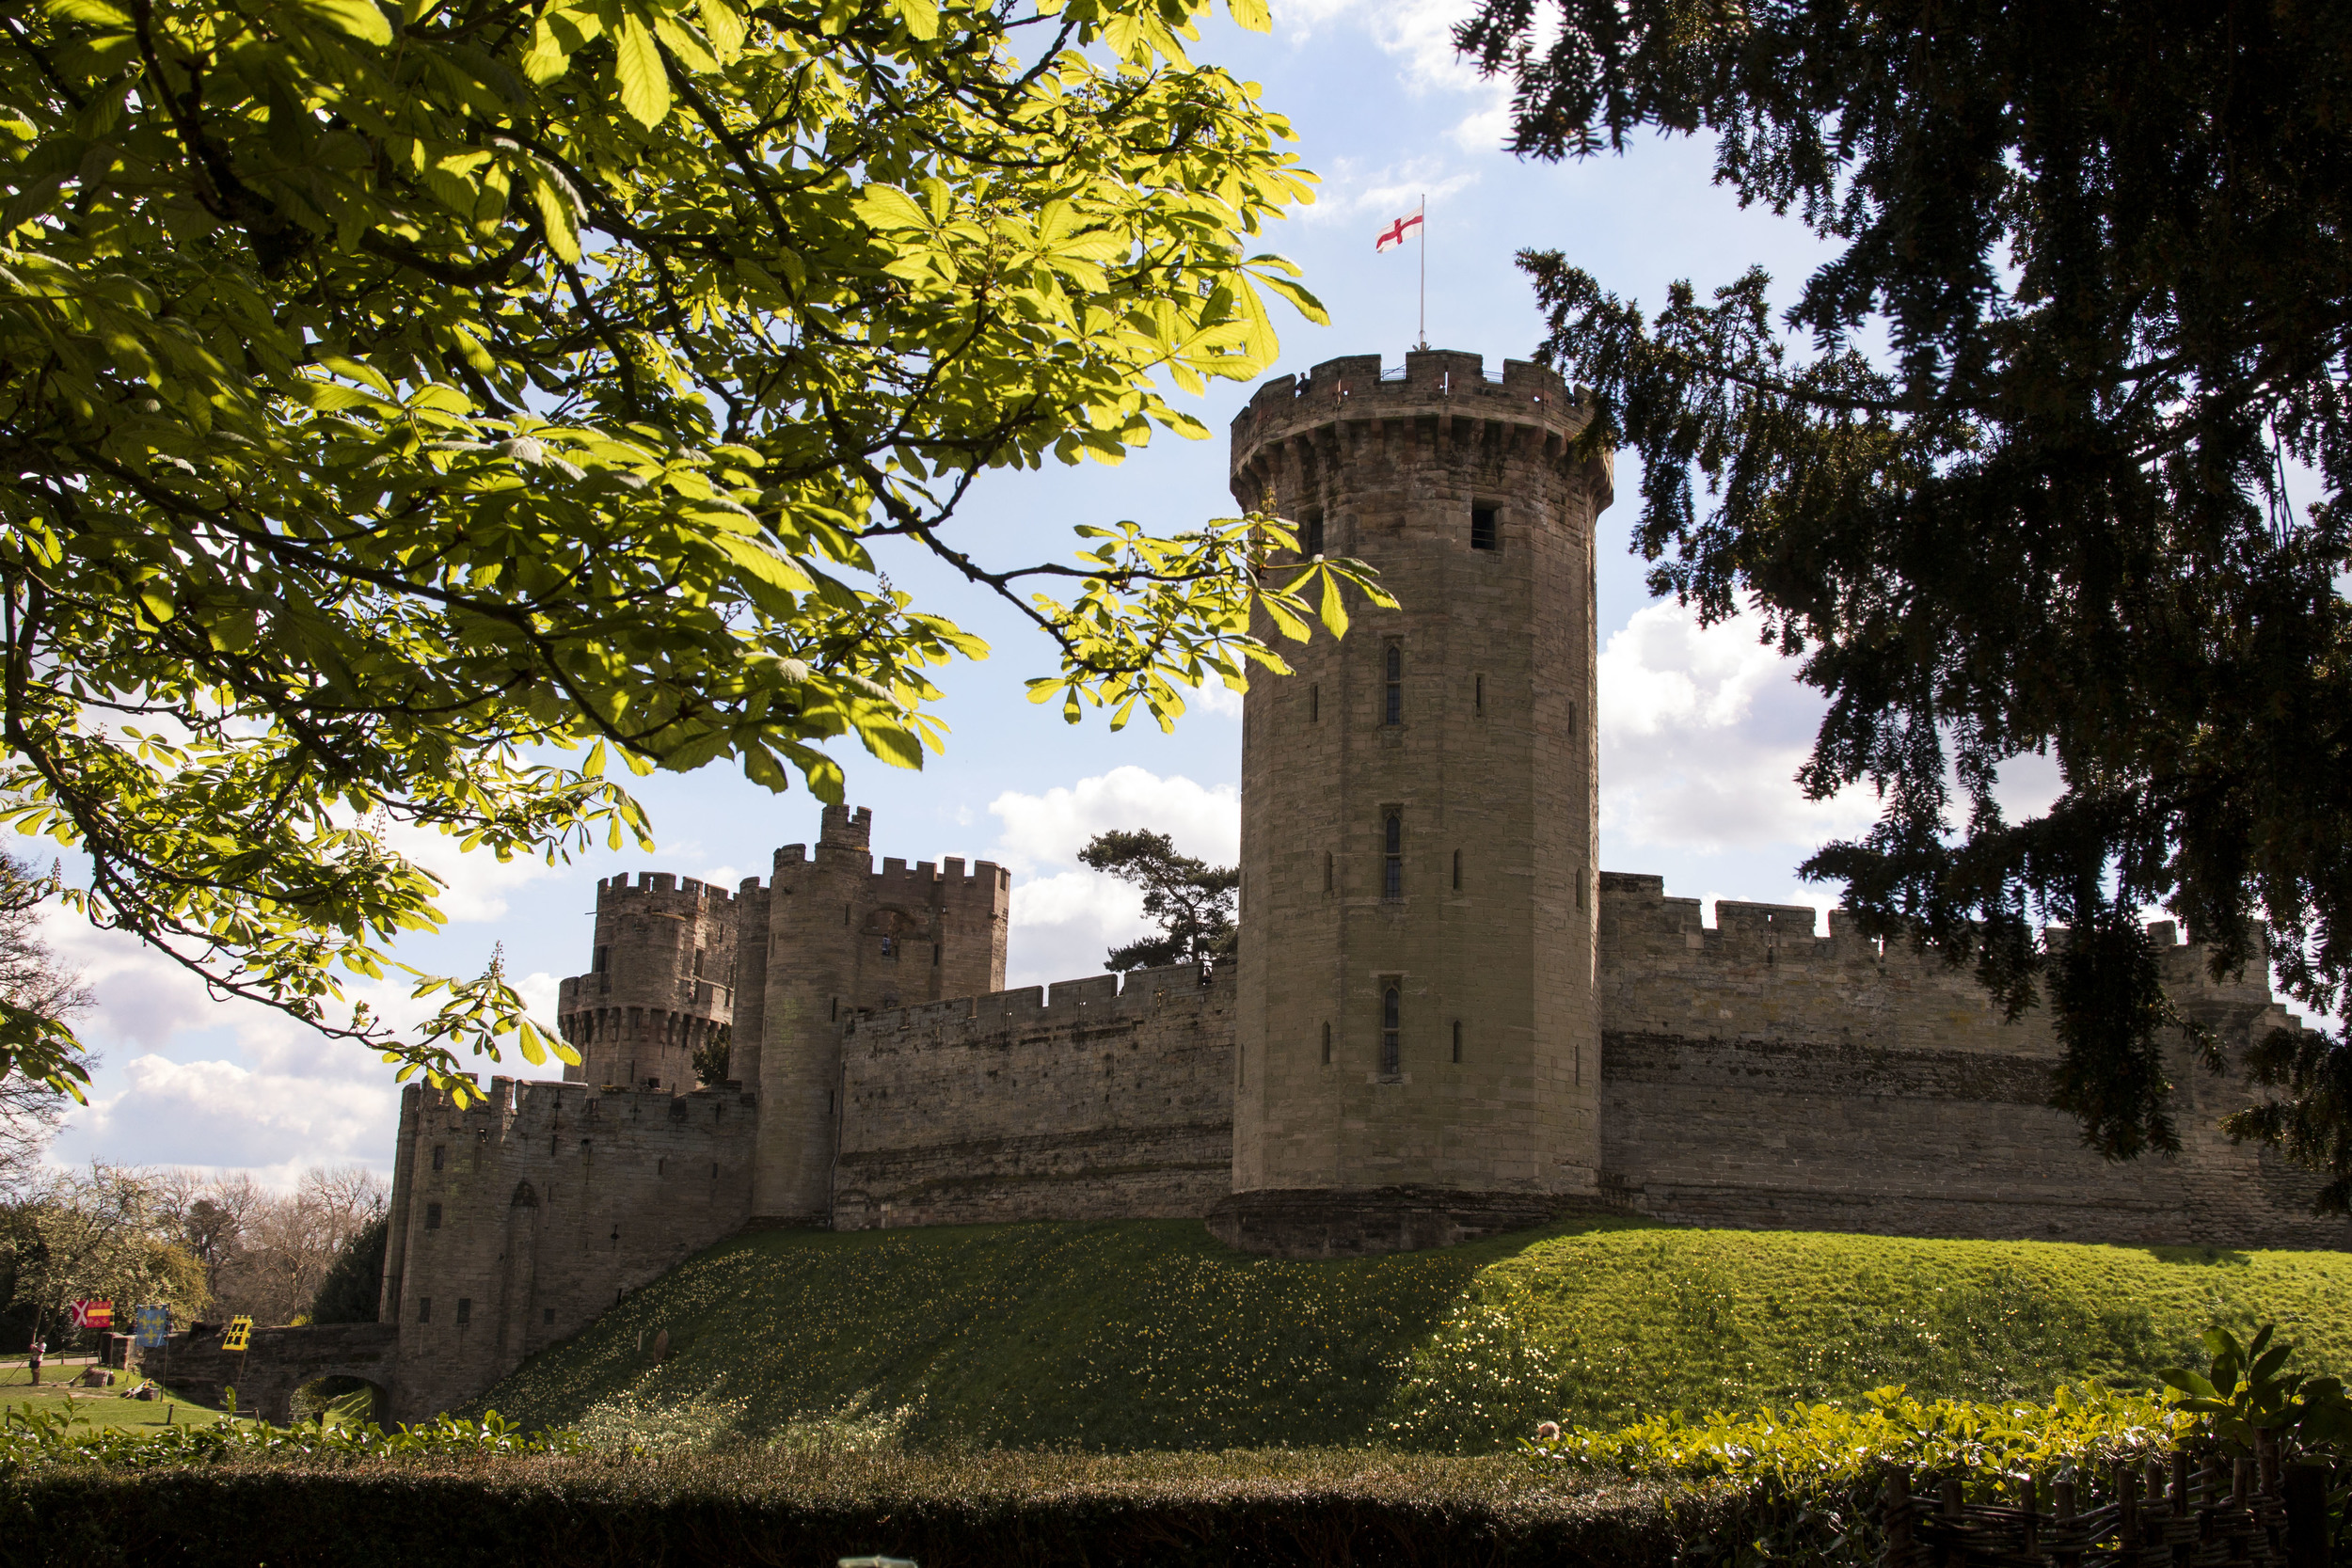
[{"left": 26, "top": 1335, "right": 43, "bottom": 1386}]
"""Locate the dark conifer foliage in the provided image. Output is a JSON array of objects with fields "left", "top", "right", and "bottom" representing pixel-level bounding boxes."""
[
  {"left": 307, "top": 1214, "right": 389, "bottom": 1327},
  {"left": 1459, "top": 0, "right": 2352, "bottom": 1204},
  {"left": 1079, "top": 832, "right": 1240, "bottom": 972}
]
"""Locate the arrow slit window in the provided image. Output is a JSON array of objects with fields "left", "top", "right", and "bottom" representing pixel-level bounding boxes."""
[{"left": 1380, "top": 983, "right": 1401, "bottom": 1076}]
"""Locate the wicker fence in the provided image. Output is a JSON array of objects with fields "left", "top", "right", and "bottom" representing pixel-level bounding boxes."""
[{"left": 1879, "top": 1438, "right": 2335, "bottom": 1567}]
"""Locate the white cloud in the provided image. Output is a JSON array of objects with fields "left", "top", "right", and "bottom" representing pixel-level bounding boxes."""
[
  {"left": 1279, "top": 0, "right": 1513, "bottom": 150},
  {"left": 988, "top": 767, "right": 1240, "bottom": 989},
  {"left": 378, "top": 817, "right": 566, "bottom": 924},
  {"left": 1598, "top": 601, "right": 1880, "bottom": 853},
  {"left": 1303, "top": 157, "right": 1482, "bottom": 229},
  {"left": 987, "top": 766, "right": 1239, "bottom": 875}
]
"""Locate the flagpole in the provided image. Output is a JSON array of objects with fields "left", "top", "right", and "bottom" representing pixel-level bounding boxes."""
[{"left": 1417, "top": 193, "right": 1427, "bottom": 349}]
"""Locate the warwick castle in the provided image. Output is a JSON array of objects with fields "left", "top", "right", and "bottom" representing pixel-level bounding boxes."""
[{"left": 134, "top": 350, "right": 2348, "bottom": 1422}]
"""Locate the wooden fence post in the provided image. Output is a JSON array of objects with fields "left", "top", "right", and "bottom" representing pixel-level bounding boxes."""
[
  {"left": 2280, "top": 1464, "right": 2328, "bottom": 1568},
  {"left": 1882, "top": 1466, "right": 1914, "bottom": 1568}
]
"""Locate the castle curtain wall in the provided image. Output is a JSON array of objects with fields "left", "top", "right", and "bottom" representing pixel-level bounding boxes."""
[
  {"left": 380, "top": 1078, "right": 756, "bottom": 1421},
  {"left": 832, "top": 964, "right": 1235, "bottom": 1230},
  {"left": 1594, "top": 875, "right": 2352, "bottom": 1249}
]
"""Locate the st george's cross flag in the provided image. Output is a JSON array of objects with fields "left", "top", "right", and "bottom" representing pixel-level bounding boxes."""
[{"left": 1375, "top": 203, "right": 1423, "bottom": 253}]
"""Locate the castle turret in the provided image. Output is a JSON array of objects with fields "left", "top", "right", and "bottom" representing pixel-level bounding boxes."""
[
  {"left": 1209, "top": 348, "right": 1614, "bottom": 1256},
  {"left": 556, "top": 873, "right": 740, "bottom": 1092},
  {"left": 746, "top": 803, "right": 1010, "bottom": 1224}
]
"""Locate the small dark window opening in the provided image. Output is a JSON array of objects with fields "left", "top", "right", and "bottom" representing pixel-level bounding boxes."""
[
  {"left": 1452, "top": 1020, "right": 1463, "bottom": 1064},
  {"left": 830, "top": 996, "right": 838, "bottom": 1022},
  {"left": 1383, "top": 644, "right": 1402, "bottom": 724},
  {"left": 424, "top": 1202, "right": 442, "bottom": 1230},
  {"left": 431, "top": 1144, "right": 445, "bottom": 1171},
  {"left": 693, "top": 947, "right": 706, "bottom": 978},
  {"left": 544, "top": 1307, "right": 557, "bottom": 1325},
  {"left": 1474, "top": 673, "right": 1485, "bottom": 716},
  {"left": 1383, "top": 813, "right": 1403, "bottom": 899},
  {"left": 657, "top": 1157, "right": 665, "bottom": 1176},
  {"left": 1453, "top": 848, "right": 1462, "bottom": 890},
  {"left": 1303, "top": 509, "right": 1326, "bottom": 557},
  {"left": 1381, "top": 985, "right": 1401, "bottom": 1075},
  {"left": 1471, "top": 505, "right": 1499, "bottom": 550},
  {"left": 933, "top": 942, "right": 942, "bottom": 967},
  {"left": 1321, "top": 1022, "right": 1332, "bottom": 1065},
  {"left": 418, "top": 1296, "right": 431, "bottom": 1323},
  {"left": 1324, "top": 851, "right": 1334, "bottom": 894},
  {"left": 842, "top": 903, "right": 850, "bottom": 927},
  {"left": 710, "top": 1161, "right": 718, "bottom": 1180},
  {"left": 593, "top": 946, "right": 610, "bottom": 974},
  {"left": 1310, "top": 684, "right": 1319, "bottom": 722},
  {"left": 455, "top": 1298, "right": 471, "bottom": 1327}
]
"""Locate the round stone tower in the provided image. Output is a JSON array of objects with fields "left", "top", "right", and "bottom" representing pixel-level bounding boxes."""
[
  {"left": 1207, "top": 348, "right": 1613, "bottom": 1258},
  {"left": 555, "top": 873, "right": 739, "bottom": 1093}
]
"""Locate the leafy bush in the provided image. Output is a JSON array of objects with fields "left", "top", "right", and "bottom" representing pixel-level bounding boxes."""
[
  {"left": 0, "top": 1399, "right": 580, "bottom": 1479},
  {"left": 0, "top": 1447, "right": 1700, "bottom": 1568}
]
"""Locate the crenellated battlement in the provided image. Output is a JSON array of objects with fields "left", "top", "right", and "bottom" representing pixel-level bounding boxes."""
[
  {"left": 412, "top": 1075, "right": 757, "bottom": 1131},
  {"left": 843, "top": 961, "right": 1226, "bottom": 1038},
  {"left": 593, "top": 870, "right": 737, "bottom": 906},
  {"left": 748, "top": 844, "right": 1010, "bottom": 897},
  {"left": 1229, "top": 349, "right": 1595, "bottom": 484},
  {"left": 1597, "top": 870, "right": 2280, "bottom": 1004}
]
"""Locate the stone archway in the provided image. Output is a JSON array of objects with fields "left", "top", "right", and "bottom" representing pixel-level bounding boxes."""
[{"left": 133, "top": 1322, "right": 401, "bottom": 1425}]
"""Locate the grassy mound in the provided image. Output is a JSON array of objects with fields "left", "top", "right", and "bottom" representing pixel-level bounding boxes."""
[{"left": 471, "top": 1217, "right": 2352, "bottom": 1452}]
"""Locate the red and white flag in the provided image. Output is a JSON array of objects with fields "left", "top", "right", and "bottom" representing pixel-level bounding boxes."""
[{"left": 1375, "top": 203, "right": 1423, "bottom": 253}]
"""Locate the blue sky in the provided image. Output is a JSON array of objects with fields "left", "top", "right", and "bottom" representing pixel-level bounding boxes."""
[{"left": 42, "top": 0, "right": 2035, "bottom": 1182}]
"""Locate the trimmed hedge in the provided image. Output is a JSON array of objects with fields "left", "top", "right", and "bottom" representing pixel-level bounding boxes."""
[{"left": 0, "top": 1449, "right": 1718, "bottom": 1568}]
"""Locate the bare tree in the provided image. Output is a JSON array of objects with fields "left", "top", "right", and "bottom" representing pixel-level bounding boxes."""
[
  {"left": 0, "top": 851, "right": 93, "bottom": 1198},
  {"left": 150, "top": 1165, "right": 387, "bottom": 1325}
]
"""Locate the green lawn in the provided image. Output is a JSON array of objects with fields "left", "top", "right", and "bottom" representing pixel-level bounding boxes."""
[
  {"left": 2, "top": 1359, "right": 228, "bottom": 1432},
  {"left": 469, "top": 1217, "right": 2352, "bottom": 1453}
]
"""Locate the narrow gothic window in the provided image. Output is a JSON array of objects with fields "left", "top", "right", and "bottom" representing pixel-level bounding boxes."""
[
  {"left": 1383, "top": 813, "right": 1403, "bottom": 898},
  {"left": 1325, "top": 851, "right": 1334, "bottom": 894},
  {"left": 1383, "top": 644, "right": 1402, "bottom": 724},
  {"left": 1453, "top": 848, "right": 1462, "bottom": 890},
  {"left": 1453, "top": 1020, "right": 1462, "bottom": 1063},
  {"left": 1310, "top": 684, "right": 1319, "bottom": 722},
  {"left": 1322, "top": 1022, "right": 1332, "bottom": 1064},
  {"left": 1471, "top": 505, "right": 1499, "bottom": 550},
  {"left": 1303, "top": 509, "right": 1326, "bottom": 556},
  {"left": 431, "top": 1144, "right": 445, "bottom": 1171},
  {"left": 455, "top": 1298, "right": 472, "bottom": 1327},
  {"left": 424, "top": 1202, "right": 442, "bottom": 1229},
  {"left": 418, "top": 1297, "right": 431, "bottom": 1323},
  {"left": 593, "top": 945, "right": 610, "bottom": 974},
  {"left": 1474, "top": 673, "right": 1485, "bottom": 716},
  {"left": 692, "top": 947, "right": 706, "bottom": 978},
  {"left": 932, "top": 942, "right": 941, "bottom": 967},
  {"left": 1381, "top": 985, "right": 1401, "bottom": 1075},
  {"left": 544, "top": 1307, "right": 556, "bottom": 1325},
  {"left": 657, "top": 1158, "right": 665, "bottom": 1176}
]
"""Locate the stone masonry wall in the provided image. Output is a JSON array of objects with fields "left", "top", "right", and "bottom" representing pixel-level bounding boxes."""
[
  {"left": 1595, "top": 874, "right": 2352, "bottom": 1249},
  {"left": 833, "top": 962, "right": 1234, "bottom": 1229},
  {"left": 377, "top": 1076, "right": 756, "bottom": 1421}
]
